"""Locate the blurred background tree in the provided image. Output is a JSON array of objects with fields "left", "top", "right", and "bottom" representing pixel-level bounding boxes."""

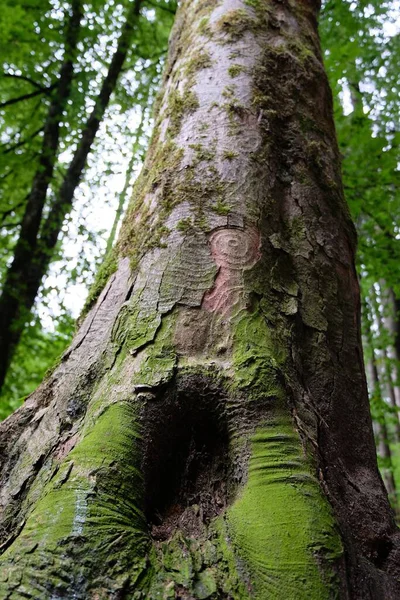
[
  {"left": 320, "top": 0, "right": 400, "bottom": 511},
  {"left": 0, "top": 0, "right": 399, "bottom": 512},
  {"left": 0, "top": 0, "right": 176, "bottom": 416}
]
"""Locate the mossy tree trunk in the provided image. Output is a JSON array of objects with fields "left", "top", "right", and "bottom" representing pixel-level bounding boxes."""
[{"left": 1, "top": 0, "right": 400, "bottom": 598}]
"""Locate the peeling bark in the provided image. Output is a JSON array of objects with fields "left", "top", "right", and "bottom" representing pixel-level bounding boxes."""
[{"left": 1, "top": 1, "right": 400, "bottom": 598}]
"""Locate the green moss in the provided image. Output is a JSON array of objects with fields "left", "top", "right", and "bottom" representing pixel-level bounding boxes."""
[
  {"left": 198, "top": 16, "right": 210, "bottom": 35},
  {"left": 146, "top": 518, "right": 250, "bottom": 599},
  {"left": 153, "top": 160, "right": 226, "bottom": 226},
  {"left": 111, "top": 289, "right": 162, "bottom": 355},
  {"left": 227, "top": 412, "right": 343, "bottom": 599},
  {"left": 215, "top": 9, "right": 257, "bottom": 41},
  {"left": 177, "top": 217, "right": 193, "bottom": 233},
  {"left": 189, "top": 143, "right": 214, "bottom": 162},
  {"left": 184, "top": 51, "right": 212, "bottom": 78},
  {"left": 0, "top": 402, "right": 148, "bottom": 596},
  {"left": 212, "top": 198, "right": 231, "bottom": 216},
  {"left": 118, "top": 139, "right": 184, "bottom": 264},
  {"left": 135, "top": 313, "right": 177, "bottom": 388},
  {"left": 223, "top": 100, "right": 246, "bottom": 125},
  {"left": 167, "top": 88, "right": 199, "bottom": 137},
  {"left": 223, "top": 149, "right": 239, "bottom": 160},
  {"left": 232, "top": 305, "right": 286, "bottom": 401},
  {"left": 222, "top": 85, "right": 235, "bottom": 99},
  {"left": 228, "top": 64, "right": 245, "bottom": 78}
]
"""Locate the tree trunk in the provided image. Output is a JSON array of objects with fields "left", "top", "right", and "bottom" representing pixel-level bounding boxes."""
[
  {"left": 386, "top": 287, "right": 400, "bottom": 391},
  {"left": 366, "top": 356, "right": 397, "bottom": 509},
  {"left": 0, "top": 0, "right": 142, "bottom": 395},
  {"left": 105, "top": 110, "right": 145, "bottom": 256},
  {"left": 1, "top": 1, "right": 400, "bottom": 598},
  {"left": 375, "top": 419, "right": 397, "bottom": 508},
  {"left": 0, "top": 0, "right": 83, "bottom": 392},
  {"left": 391, "top": 291, "right": 400, "bottom": 364},
  {"left": 371, "top": 287, "right": 400, "bottom": 441}
]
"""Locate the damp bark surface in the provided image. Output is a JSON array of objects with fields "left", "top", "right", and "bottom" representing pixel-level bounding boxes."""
[{"left": 1, "top": 1, "right": 400, "bottom": 598}]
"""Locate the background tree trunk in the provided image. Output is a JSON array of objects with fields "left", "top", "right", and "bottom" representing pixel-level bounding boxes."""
[
  {"left": 1, "top": 0, "right": 400, "bottom": 598},
  {"left": 0, "top": 0, "right": 142, "bottom": 395},
  {"left": 0, "top": 0, "right": 83, "bottom": 392}
]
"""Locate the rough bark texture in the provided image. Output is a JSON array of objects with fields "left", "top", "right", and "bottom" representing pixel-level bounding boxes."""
[{"left": 1, "top": 1, "right": 400, "bottom": 598}]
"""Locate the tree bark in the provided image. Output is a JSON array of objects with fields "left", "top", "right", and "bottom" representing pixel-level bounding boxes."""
[
  {"left": 391, "top": 291, "right": 400, "bottom": 364},
  {"left": 363, "top": 298, "right": 399, "bottom": 509},
  {"left": 1, "top": 1, "right": 400, "bottom": 598}
]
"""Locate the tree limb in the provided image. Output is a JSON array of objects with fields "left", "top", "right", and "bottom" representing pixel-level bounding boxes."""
[
  {"left": 0, "top": 89, "right": 46, "bottom": 109},
  {"left": 3, "top": 72, "right": 50, "bottom": 92},
  {"left": 2, "top": 126, "right": 44, "bottom": 154}
]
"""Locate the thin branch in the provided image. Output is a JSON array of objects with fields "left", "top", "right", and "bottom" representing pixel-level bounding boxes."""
[
  {"left": 2, "top": 126, "right": 44, "bottom": 154},
  {"left": 0, "top": 201, "right": 25, "bottom": 224},
  {"left": 144, "top": 0, "right": 176, "bottom": 14},
  {"left": 0, "top": 221, "right": 22, "bottom": 230},
  {"left": 3, "top": 73, "right": 50, "bottom": 92},
  {"left": 0, "top": 87, "right": 52, "bottom": 109}
]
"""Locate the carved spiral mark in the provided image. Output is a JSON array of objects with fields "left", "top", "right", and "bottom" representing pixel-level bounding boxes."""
[
  {"left": 174, "top": 228, "right": 261, "bottom": 357},
  {"left": 209, "top": 228, "right": 261, "bottom": 270},
  {"left": 203, "top": 227, "right": 260, "bottom": 316}
]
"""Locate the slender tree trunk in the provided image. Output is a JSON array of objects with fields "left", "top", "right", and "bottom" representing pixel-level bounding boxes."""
[
  {"left": 371, "top": 288, "right": 400, "bottom": 440},
  {"left": 1, "top": 1, "right": 400, "bottom": 598},
  {"left": 375, "top": 420, "right": 397, "bottom": 506},
  {"left": 391, "top": 291, "right": 400, "bottom": 363},
  {"left": 387, "top": 287, "right": 400, "bottom": 385},
  {"left": 0, "top": 0, "right": 142, "bottom": 394},
  {"left": 363, "top": 299, "right": 399, "bottom": 512},
  {"left": 105, "top": 111, "right": 145, "bottom": 255},
  {"left": 367, "top": 356, "right": 397, "bottom": 507},
  {"left": 0, "top": 0, "right": 83, "bottom": 391}
]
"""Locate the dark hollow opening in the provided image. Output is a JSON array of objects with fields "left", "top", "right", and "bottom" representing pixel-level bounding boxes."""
[{"left": 142, "top": 376, "right": 232, "bottom": 540}]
